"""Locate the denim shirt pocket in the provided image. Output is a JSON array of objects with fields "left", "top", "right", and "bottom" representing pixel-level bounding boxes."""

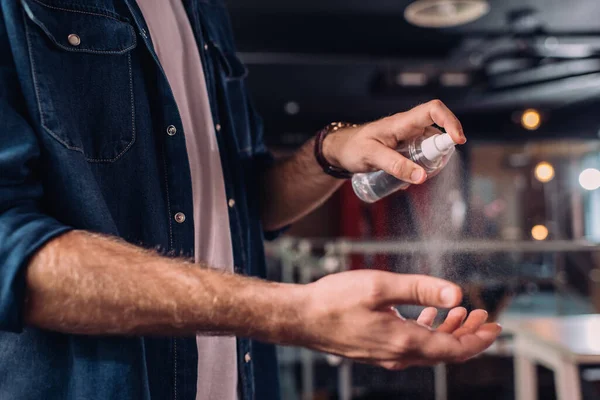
[
  {"left": 195, "top": 2, "right": 253, "bottom": 158},
  {"left": 210, "top": 42, "right": 254, "bottom": 156},
  {"left": 21, "top": 0, "right": 138, "bottom": 163}
]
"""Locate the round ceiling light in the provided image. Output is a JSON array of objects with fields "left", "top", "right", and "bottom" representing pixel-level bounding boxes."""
[{"left": 404, "top": 0, "right": 490, "bottom": 28}]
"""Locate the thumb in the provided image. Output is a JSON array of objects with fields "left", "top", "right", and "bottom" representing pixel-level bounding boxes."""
[{"left": 370, "top": 273, "right": 462, "bottom": 309}]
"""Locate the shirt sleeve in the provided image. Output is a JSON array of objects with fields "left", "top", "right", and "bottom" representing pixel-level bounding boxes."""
[{"left": 0, "top": 13, "right": 73, "bottom": 333}]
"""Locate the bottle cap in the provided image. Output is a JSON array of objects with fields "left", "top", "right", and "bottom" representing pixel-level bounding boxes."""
[{"left": 421, "top": 133, "right": 456, "bottom": 161}]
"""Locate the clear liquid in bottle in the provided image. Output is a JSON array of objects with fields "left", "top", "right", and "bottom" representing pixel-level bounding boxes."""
[{"left": 352, "top": 134, "right": 456, "bottom": 203}]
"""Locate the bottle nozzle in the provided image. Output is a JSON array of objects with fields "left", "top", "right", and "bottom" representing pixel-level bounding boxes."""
[
  {"left": 421, "top": 133, "right": 456, "bottom": 161},
  {"left": 434, "top": 133, "right": 456, "bottom": 152}
]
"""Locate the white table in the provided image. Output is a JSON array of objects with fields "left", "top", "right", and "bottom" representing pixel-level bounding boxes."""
[{"left": 514, "top": 314, "right": 600, "bottom": 400}]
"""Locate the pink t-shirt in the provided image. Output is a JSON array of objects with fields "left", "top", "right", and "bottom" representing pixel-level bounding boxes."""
[{"left": 136, "top": 1, "right": 238, "bottom": 399}]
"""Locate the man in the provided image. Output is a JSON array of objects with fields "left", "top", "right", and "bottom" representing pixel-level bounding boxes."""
[{"left": 0, "top": 0, "right": 501, "bottom": 399}]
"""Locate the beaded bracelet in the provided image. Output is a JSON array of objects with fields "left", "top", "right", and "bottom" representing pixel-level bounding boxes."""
[{"left": 313, "top": 122, "right": 357, "bottom": 179}]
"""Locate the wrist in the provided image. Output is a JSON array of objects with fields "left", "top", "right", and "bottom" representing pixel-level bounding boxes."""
[
  {"left": 314, "top": 122, "right": 356, "bottom": 179},
  {"left": 322, "top": 130, "right": 342, "bottom": 169},
  {"left": 261, "top": 282, "right": 313, "bottom": 346}
]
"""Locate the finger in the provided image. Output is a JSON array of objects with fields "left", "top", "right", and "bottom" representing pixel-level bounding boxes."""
[
  {"left": 386, "top": 100, "right": 466, "bottom": 144},
  {"left": 379, "top": 361, "right": 406, "bottom": 371},
  {"left": 389, "top": 306, "right": 406, "bottom": 320},
  {"left": 453, "top": 323, "right": 502, "bottom": 361},
  {"left": 417, "top": 307, "right": 438, "bottom": 328},
  {"left": 423, "top": 125, "right": 446, "bottom": 137},
  {"left": 418, "top": 322, "right": 501, "bottom": 362},
  {"left": 366, "top": 143, "right": 426, "bottom": 184},
  {"left": 452, "top": 310, "right": 489, "bottom": 337},
  {"left": 369, "top": 272, "right": 462, "bottom": 309},
  {"left": 398, "top": 357, "right": 441, "bottom": 368},
  {"left": 413, "top": 100, "right": 465, "bottom": 144},
  {"left": 475, "top": 323, "right": 503, "bottom": 341},
  {"left": 436, "top": 307, "right": 467, "bottom": 333}
]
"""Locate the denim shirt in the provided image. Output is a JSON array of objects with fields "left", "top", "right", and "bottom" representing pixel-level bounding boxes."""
[{"left": 0, "top": 0, "right": 280, "bottom": 399}]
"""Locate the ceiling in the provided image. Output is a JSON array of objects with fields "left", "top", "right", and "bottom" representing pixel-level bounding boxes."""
[{"left": 225, "top": 0, "right": 600, "bottom": 147}]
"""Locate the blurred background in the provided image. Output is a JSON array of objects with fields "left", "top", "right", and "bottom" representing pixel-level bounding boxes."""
[{"left": 228, "top": 0, "right": 600, "bottom": 399}]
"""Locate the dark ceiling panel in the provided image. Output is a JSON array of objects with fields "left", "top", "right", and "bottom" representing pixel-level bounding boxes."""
[
  {"left": 227, "top": 0, "right": 600, "bottom": 34},
  {"left": 223, "top": 0, "right": 600, "bottom": 145},
  {"left": 229, "top": 13, "right": 461, "bottom": 56}
]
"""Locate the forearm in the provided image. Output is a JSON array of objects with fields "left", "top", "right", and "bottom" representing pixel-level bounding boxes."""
[
  {"left": 261, "top": 137, "right": 345, "bottom": 231},
  {"left": 24, "top": 230, "right": 304, "bottom": 341}
]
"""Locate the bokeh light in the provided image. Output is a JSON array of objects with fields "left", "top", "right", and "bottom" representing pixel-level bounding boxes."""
[
  {"left": 531, "top": 225, "right": 549, "bottom": 241},
  {"left": 534, "top": 161, "right": 555, "bottom": 183},
  {"left": 579, "top": 168, "right": 600, "bottom": 191},
  {"left": 521, "top": 109, "right": 541, "bottom": 130}
]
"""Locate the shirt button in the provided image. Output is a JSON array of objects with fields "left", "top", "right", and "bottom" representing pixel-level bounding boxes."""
[
  {"left": 68, "top": 34, "right": 81, "bottom": 46},
  {"left": 228, "top": 199, "right": 235, "bottom": 208},
  {"left": 167, "top": 125, "right": 177, "bottom": 136},
  {"left": 244, "top": 353, "right": 251, "bottom": 363},
  {"left": 174, "top": 212, "right": 186, "bottom": 223},
  {"left": 215, "top": 124, "right": 221, "bottom": 132},
  {"left": 204, "top": 44, "right": 209, "bottom": 51}
]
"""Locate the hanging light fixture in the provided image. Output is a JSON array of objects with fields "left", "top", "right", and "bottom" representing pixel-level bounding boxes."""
[{"left": 404, "top": 0, "right": 490, "bottom": 28}]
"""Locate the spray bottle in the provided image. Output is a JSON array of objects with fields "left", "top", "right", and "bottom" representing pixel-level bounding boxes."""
[{"left": 352, "top": 133, "right": 458, "bottom": 203}]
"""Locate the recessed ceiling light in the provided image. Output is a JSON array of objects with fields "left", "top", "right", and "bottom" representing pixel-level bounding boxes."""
[
  {"left": 396, "top": 72, "right": 428, "bottom": 86},
  {"left": 440, "top": 72, "right": 470, "bottom": 87},
  {"left": 404, "top": 0, "right": 490, "bottom": 28}
]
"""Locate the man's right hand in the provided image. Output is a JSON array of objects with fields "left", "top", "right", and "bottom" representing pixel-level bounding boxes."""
[
  {"left": 293, "top": 270, "right": 501, "bottom": 370},
  {"left": 24, "top": 231, "right": 499, "bottom": 370}
]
